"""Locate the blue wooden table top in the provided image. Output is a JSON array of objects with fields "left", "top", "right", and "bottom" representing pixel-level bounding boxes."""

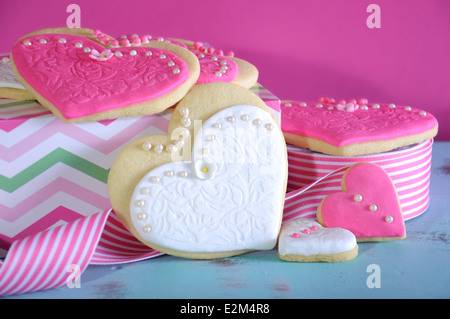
[{"left": 5, "top": 141, "right": 450, "bottom": 300}]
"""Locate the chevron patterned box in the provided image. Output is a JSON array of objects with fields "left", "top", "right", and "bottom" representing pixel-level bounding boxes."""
[{"left": 0, "top": 83, "right": 280, "bottom": 255}]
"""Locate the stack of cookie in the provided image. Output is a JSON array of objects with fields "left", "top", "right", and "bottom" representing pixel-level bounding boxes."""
[{"left": 277, "top": 98, "right": 438, "bottom": 261}]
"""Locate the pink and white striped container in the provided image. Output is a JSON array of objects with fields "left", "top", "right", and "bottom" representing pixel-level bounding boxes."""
[{"left": 283, "top": 139, "right": 433, "bottom": 221}]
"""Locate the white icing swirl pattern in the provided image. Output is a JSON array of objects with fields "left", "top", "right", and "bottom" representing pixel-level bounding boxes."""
[{"left": 130, "top": 105, "right": 287, "bottom": 253}]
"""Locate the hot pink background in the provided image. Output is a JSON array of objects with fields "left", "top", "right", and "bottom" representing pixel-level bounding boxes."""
[{"left": 1, "top": 0, "right": 448, "bottom": 140}]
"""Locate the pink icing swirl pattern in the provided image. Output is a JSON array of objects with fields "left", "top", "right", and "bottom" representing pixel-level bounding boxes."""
[
  {"left": 191, "top": 50, "right": 238, "bottom": 84},
  {"left": 281, "top": 100, "right": 438, "bottom": 147},
  {"left": 12, "top": 34, "right": 189, "bottom": 119}
]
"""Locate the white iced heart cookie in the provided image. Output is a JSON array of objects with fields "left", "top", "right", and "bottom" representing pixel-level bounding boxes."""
[
  {"left": 278, "top": 218, "right": 358, "bottom": 262},
  {"left": 108, "top": 82, "right": 288, "bottom": 259}
]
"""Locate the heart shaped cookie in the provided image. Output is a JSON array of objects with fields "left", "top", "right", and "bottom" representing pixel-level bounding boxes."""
[
  {"left": 10, "top": 29, "right": 200, "bottom": 123},
  {"left": 281, "top": 98, "right": 438, "bottom": 156},
  {"left": 278, "top": 218, "right": 358, "bottom": 262},
  {"left": 317, "top": 163, "right": 406, "bottom": 241},
  {"left": 108, "top": 33, "right": 258, "bottom": 88},
  {"left": 108, "top": 82, "right": 288, "bottom": 259}
]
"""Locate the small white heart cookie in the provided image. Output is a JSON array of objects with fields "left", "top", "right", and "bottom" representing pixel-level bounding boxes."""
[
  {"left": 108, "top": 82, "right": 288, "bottom": 259},
  {"left": 278, "top": 218, "right": 358, "bottom": 262}
]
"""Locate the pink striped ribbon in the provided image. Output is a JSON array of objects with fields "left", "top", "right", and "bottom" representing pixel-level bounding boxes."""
[
  {"left": 0, "top": 209, "right": 162, "bottom": 296},
  {"left": 0, "top": 139, "right": 433, "bottom": 296}
]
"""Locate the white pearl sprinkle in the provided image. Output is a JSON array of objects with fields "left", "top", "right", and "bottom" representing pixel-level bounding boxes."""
[
  {"left": 265, "top": 123, "right": 273, "bottom": 131},
  {"left": 253, "top": 119, "right": 262, "bottom": 126},
  {"left": 159, "top": 54, "right": 166, "bottom": 59},
  {"left": 154, "top": 144, "right": 164, "bottom": 153},
  {"left": 130, "top": 50, "right": 137, "bottom": 56},
  {"left": 202, "top": 147, "right": 210, "bottom": 156},
  {"left": 284, "top": 103, "right": 292, "bottom": 107},
  {"left": 369, "top": 204, "right": 378, "bottom": 212},
  {"left": 198, "top": 53, "right": 205, "bottom": 58},
  {"left": 179, "top": 171, "right": 189, "bottom": 178},
  {"left": 178, "top": 128, "right": 190, "bottom": 137},
  {"left": 179, "top": 107, "right": 189, "bottom": 117},
  {"left": 165, "top": 170, "right": 174, "bottom": 177},
  {"left": 405, "top": 106, "right": 412, "bottom": 111},
  {"left": 181, "top": 117, "right": 191, "bottom": 128},
  {"left": 135, "top": 199, "right": 145, "bottom": 207},
  {"left": 205, "top": 135, "right": 216, "bottom": 141},
  {"left": 39, "top": 39, "right": 47, "bottom": 44},
  {"left": 142, "top": 142, "right": 152, "bottom": 151},
  {"left": 83, "top": 47, "right": 91, "bottom": 53},
  {"left": 227, "top": 116, "right": 236, "bottom": 123},
  {"left": 58, "top": 38, "right": 67, "bottom": 43},
  {"left": 385, "top": 216, "right": 394, "bottom": 223},
  {"left": 143, "top": 225, "right": 152, "bottom": 233},
  {"left": 220, "top": 60, "right": 227, "bottom": 66},
  {"left": 137, "top": 212, "right": 147, "bottom": 220},
  {"left": 419, "top": 111, "right": 427, "bottom": 116},
  {"left": 211, "top": 56, "right": 218, "bottom": 61},
  {"left": 114, "top": 51, "right": 123, "bottom": 57},
  {"left": 361, "top": 105, "right": 368, "bottom": 110},
  {"left": 372, "top": 104, "right": 380, "bottom": 109},
  {"left": 168, "top": 61, "right": 175, "bottom": 67},
  {"left": 388, "top": 103, "right": 396, "bottom": 108},
  {"left": 166, "top": 144, "right": 178, "bottom": 153},
  {"left": 1, "top": 57, "right": 9, "bottom": 63},
  {"left": 150, "top": 176, "right": 161, "bottom": 184},
  {"left": 173, "top": 68, "right": 181, "bottom": 74},
  {"left": 241, "top": 114, "right": 250, "bottom": 121},
  {"left": 145, "top": 51, "right": 153, "bottom": 56},
  {"left": 74, "top": 42, "right": 83, "bottom": 48},
  {"left": 23, "top": 40, "right": 32, "bottom": 46},
  {"left": 315, "top": 103, "right": 323, "bottom": 108},
  {"left": 140, "top": 187, "right": 151, "bottom": 195},
  {"left": 213, "top": 123, "right": 222, "bottom": 129},
  {"left": 215, "top": 71, "right": 223, "bottom": 77},
  {"left": 157, "top": 37, "right": 164, "bottom": 41},
  {"left": 299, "top": 102, "right": 307, "bottom": 107},
  {"left": 328, "top": 106, "right": 334, "bottom": 110},
  {"left": 353, "top": 194, "right": 363, "bottom": 202}
]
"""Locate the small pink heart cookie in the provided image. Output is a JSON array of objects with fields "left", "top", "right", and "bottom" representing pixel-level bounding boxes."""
[
  {"left": 281, "top": 98, "right": 438, "bottom": 156},
  {"left": 278, "top": 218, "right": 358, "bottom": 262},
  {"left": 10, "top": 29, "right": 200, "bottom": 123},
  {"left": 317, "top": 162, "right": 406, "bottom": 242}
]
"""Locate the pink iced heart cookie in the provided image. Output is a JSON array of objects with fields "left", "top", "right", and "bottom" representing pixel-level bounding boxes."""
[
  {"left": 10, "top": 31, "right": 199, "bottom": 123},
  {"left": 278, "top": 218, "right": 358, "bottom": 262},
  {"left": 317, "top": 162, "right": 406, "bottom": 242},
  {"left": 281, "top": 98, "right": 438, "bottom": 156},
  {"left": 106, "top": 32, "right": 258, "bottom": 89}
]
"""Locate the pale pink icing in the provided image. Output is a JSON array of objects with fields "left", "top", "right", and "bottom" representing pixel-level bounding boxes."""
[
  {"left": 319, "top": 163, "right": 405, "bottom": 238},
  {"left": 281, "top": 100, "right": 438, "bottom": 146},
  {"left": 191, "top": 50, "right": 238, "bottom": 84},
  {"left": 11, "top": 34, "right": 189, "bottom": 120}
]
